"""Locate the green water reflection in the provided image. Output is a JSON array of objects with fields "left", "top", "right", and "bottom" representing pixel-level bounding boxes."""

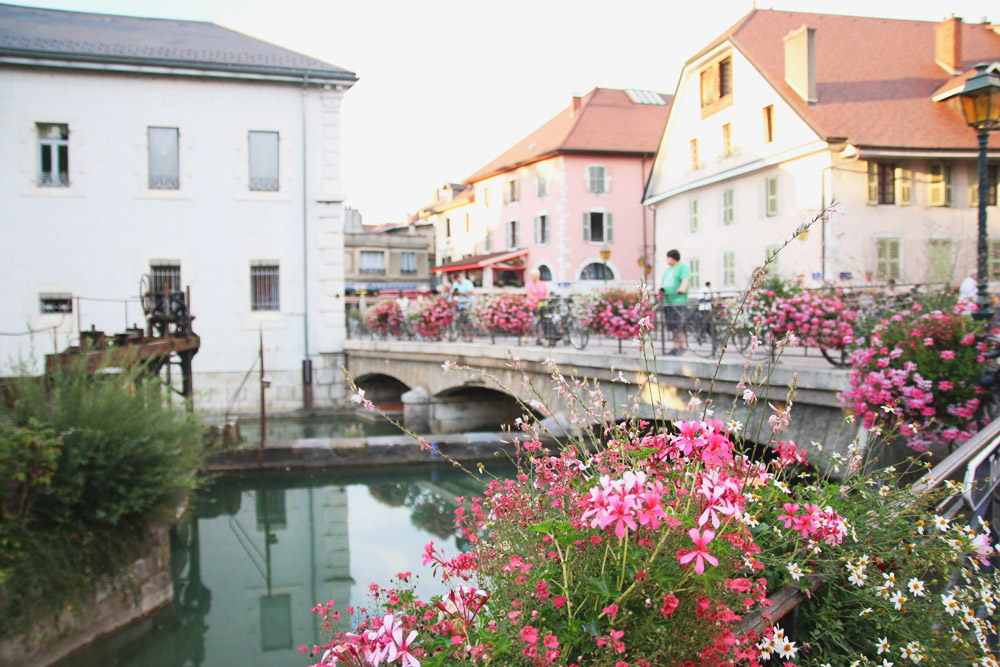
[
  {"left": 64, "top": 465, "right": 501, "bottom": 667},
  {"left": 238, "top": 414, "right": 401, "bottom": 442}
]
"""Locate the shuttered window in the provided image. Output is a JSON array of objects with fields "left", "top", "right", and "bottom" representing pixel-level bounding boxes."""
[
  {"left": 722, "top": 188, "right": 734, "bottom": 225},
  {"left": 588, "top": 166, "right": 606, "bottom": 194},
  {"left": 765, "top": 175, "right": 779, "bottom": 217},
  {"left": 689, "top": 257, "right": 701, "bottom": 289},
  {"left": 927, "top": 163, "right": 952, "bottom": 207},
  {"left": 689, "top": 199, "right": 699, "bottom": 232},
  {"left": 895, "top": 166, "right": 911, "bottom": 205},
  {"left": 722, "top": 250, "right": 737, "bottom": 287},
  {"left": 970, "top": 164, "right": 1000, "bottom": 207},
  {"left": 582, "top": 212, "right": 613, "bottom": 243},
  {"left": 867, "top": 163, "right": 896, "bottom": 205},
  {"left": 990, "top": 240, "right": 1000, "bottom": 281},
  {"left": 875, "top": 238, "right": 902, "bottom": 282},
  {"left": 534, "top": 215, "right": 549, "bottom": 245},
  {"left": 506, "top": 220, "right": 519, "bottom": 249},
  {"left": 927, "top": 238, "right": 953, "bottom": 284}
]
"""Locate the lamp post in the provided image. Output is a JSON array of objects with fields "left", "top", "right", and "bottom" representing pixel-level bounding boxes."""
[
  {"left": 940, "top": 62, "right": 1000, "bottom": 321},
  {"left": 637, "top": 254, "right": 647, "bottom": 281},
  {"left": 600, "top": 245, "right": 611, "bottom": 285}
]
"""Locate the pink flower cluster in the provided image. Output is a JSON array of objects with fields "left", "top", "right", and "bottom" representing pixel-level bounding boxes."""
[
  {"left": 581, "top": 288, "right": 653, "bottom": 340},
  {"left": 473, "top": 294, "right": 537, "bottom": 335},
  {"left": 413, "top": 298, "right": 455, "bottom": 340},
  {"left": 365, "top": 299, "right": 405, "bottom": 335},
  {"left": 580, "top": 471, "right": 669, "bottom": 539},
  {"left": 312, "top": 612, "right": 420, "bottom": 667},
  {"left": 764, "top": 289, "right": 857, "bottom": 349},
  {"left": 843, "top": 306, "right": 989, "bottom": 452}
]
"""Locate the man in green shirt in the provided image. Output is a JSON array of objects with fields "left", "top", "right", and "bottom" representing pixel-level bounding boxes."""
[{"left": 661, "top": 249, "right": 691, "bottom": 355}]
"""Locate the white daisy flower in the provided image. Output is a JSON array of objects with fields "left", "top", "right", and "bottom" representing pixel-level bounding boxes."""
[
  {"left": 934, "top": 515, "right": 950, "bottom": 531},
  {"left": 907, "top": 578, "right": 926, "bottom": 597},
  {"left": 787, "top": 562, "right": 804, "bottom": 581},
  {"left": 941, "top": 593, "right": 959, "bottom": 615},
  {"left": 891, "top": 590, "right": 907, "bottom": 610},
  {"left": 775, "top": 638, "right": 797, "bottom": 659},
  {"left": 876, "top": 636, "right": 891, "bottom": 654}
]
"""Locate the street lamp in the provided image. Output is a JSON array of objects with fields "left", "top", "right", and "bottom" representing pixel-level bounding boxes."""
[
  {"left": 940, "top": 62, "right": 1000, "bottom": 321},
  {"left": 600, "top": 244, "right": 611, "bottom": 284}
]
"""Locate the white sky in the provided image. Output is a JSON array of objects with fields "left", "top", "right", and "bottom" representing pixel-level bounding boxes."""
[{"left": 11, "top": 0, "right": 999, "bottom": 224}]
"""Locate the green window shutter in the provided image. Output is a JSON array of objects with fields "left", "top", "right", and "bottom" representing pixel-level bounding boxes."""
[
  {"left": 867, "top": 162, "right": 878, "bottom": 205},
  {"left": 583, "top": 212, "right": 591, "bottom": 242},
  {"left": 875, "top": 238, "right": 888, "bottom": 280},
  {"left": 534, "top": 216, "right": 540, "bottom": 245},
  {"left": 605, "top": 213, "right": 613, "bottom": 242},
  {"left": 888, "top": 238, "right": 901, "bottom": 281},
  {"left": 765, "top": 175, "right": 779, "bottom": 216},
  {"left": 722, "top": 188, "right": 734, "bottom": 225},
  {"left": 927, "top": 238, "right": 952, "bottom": 283},
  {"left": 989, "top": 240, "right": 1000, "bottom": 280},
  {"left": 896, "top": 166, "right": 911, "bottom": 206}
]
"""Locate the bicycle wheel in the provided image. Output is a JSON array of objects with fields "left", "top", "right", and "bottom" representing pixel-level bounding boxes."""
[
  {"left": 446, "top": 317, "right": 460, "bottom": 342},
  {"left": 687, "top": 317, "right": 716, "bottom": 358},
  {"left": 820, "top": 345, "right": 851, "bottom": 368},
  {"left": 568, "top": 323, "right": 590, "bottom": 350}
]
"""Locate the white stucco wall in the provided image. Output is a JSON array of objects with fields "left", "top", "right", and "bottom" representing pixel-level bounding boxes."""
[
  {"left": 0, "top": 66, "right": 350, "bottom": 412},
  {"left": 648, "top": 41, "right": 999, "bottom": 291}
]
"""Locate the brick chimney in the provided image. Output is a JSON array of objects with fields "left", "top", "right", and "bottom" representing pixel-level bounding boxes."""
[
  {"left": 571, "top": 95, "right": 582, "bottom": 113},
  {"left": 935, "top": 15, "right": 963, "bottom": 75},
  {"left": 784, "top": 26, "right": 817, "bottom": 104}
]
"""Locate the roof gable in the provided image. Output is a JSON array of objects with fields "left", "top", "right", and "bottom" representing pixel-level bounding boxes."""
[
  {"left": 0, "top": 2, "right": 356, "bottom": 82},
  {"left": 466, "top": 87, "right": 672, "bottom": 183},
  {"left": 728, "top": 9, "right": 1000, "bottom": 150}
]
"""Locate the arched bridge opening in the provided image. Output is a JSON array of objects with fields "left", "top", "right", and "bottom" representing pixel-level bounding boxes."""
[
  {"left": 430, "top": 386, "right": 536, "bottom": 434},
  {"left": 354, "top": 373, "right": 411, "bottom": 411}
]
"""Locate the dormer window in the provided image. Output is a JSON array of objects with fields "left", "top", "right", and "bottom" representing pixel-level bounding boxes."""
[{"left": 700, "top": 55, "right": 733, "bottom": 117}]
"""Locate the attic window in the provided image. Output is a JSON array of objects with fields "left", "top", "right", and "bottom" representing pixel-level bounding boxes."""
[
  {"left": 700, "top": 55, "right": 734, "bottom": 118},
  {"left": 625, "top": 89, "right": 666, "bottom": 105}
]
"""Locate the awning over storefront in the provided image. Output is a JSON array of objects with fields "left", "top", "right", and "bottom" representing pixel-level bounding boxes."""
[{"left": 431, "top": 249, "right": 528, "bottom": 274}]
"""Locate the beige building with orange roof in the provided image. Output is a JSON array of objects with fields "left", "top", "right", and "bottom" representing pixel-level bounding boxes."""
[{"left": 644, "top": 9, "right": 1000, "bottom": 291}]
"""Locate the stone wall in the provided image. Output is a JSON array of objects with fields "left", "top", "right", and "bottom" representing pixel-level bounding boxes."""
[{"left": 0, "top": 524, "right": 172, "bottom": 667}]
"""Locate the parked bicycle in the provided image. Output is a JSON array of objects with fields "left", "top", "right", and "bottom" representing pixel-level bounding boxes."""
[
  {"left": 446, "top": 303, "right": 475, "bottom": 342},
  {"left": 533, "top": 297, "right": 589, "bottom": 349}
]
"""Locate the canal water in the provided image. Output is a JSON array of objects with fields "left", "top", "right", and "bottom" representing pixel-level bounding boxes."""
[{"left": 64, "top": 464, "right": 503, "bottom": 667}]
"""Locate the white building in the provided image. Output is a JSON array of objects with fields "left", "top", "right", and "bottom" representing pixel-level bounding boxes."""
[
  {"left": 644, "top": 10, "right": 1000, "bottom": 291},
  {"left": 0, "top": 3, "right": 357, "bottom": 412}
]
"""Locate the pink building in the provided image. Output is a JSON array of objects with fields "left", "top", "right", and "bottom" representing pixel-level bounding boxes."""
[{"left": 434, "top": 88, "right": 671, "bottom": 289}]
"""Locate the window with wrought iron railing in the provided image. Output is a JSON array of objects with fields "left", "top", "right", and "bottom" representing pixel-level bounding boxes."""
[{"left": 249, "top": 131, "right": 279, "bottom": 191}]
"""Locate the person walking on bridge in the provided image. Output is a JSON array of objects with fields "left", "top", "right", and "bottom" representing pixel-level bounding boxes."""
[{"left": 661, "top": 249, "right": 691, "bottom": 356}]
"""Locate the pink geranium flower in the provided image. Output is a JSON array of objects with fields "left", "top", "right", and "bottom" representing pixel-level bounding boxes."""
[{"left": 678, "top": 528, "right": 719, "bottom": 574}]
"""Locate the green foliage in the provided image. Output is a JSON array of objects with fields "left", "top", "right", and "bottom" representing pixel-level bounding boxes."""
[{"left": 0, "top": 357, "right": 208, "bottom": 638}]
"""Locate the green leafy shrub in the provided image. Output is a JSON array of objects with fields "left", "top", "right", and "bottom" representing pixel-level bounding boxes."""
[{"left": 0, "top": 357, "right": 208, "bottom": 638}]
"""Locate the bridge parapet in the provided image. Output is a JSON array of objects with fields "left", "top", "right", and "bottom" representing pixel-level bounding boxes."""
[{"left": 344, "top": 340, "right": 854, "bottom": 474}]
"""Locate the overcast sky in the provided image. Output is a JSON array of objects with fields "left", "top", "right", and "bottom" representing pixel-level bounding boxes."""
[{"left": 11, "top": 0, "right": 1000, "bottom": 224}]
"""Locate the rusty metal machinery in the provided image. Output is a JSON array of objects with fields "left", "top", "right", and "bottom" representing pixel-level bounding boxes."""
[{"left": 45, "top": 276, "right": 201, "bottom": 408}]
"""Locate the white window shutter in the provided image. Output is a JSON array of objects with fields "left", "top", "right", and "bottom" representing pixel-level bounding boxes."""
[
  {"left": 867, "top": 163, "right": 878, "bottom": 205},
  {"left": 583, "top": 212, "right": 591, "bottom": 242},
  {"left": 534, "top": 216, "right": 540, "bottom": 245},
  {"left": 895, "top": 166, "right": 911, "bottom": 206},
  {"left": 605, "top": 213, "right": 613, "bottom": 242}
]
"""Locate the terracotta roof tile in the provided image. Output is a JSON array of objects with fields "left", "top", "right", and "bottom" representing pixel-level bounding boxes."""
[
  {"left": 466, "top": 88, "right": 672, "bottom": 183},
  {"left": 726, "top": 9, "right": 1000, "bottom": 150}
]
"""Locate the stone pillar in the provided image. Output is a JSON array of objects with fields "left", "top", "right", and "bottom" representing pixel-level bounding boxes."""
[{"left": 401, "top": 386, "right": 430, "bottom": 434}]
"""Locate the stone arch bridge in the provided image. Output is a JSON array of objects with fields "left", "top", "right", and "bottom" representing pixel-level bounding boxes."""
[{"left": 344, "top": 339, "right": 853, "bottom": 460}]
